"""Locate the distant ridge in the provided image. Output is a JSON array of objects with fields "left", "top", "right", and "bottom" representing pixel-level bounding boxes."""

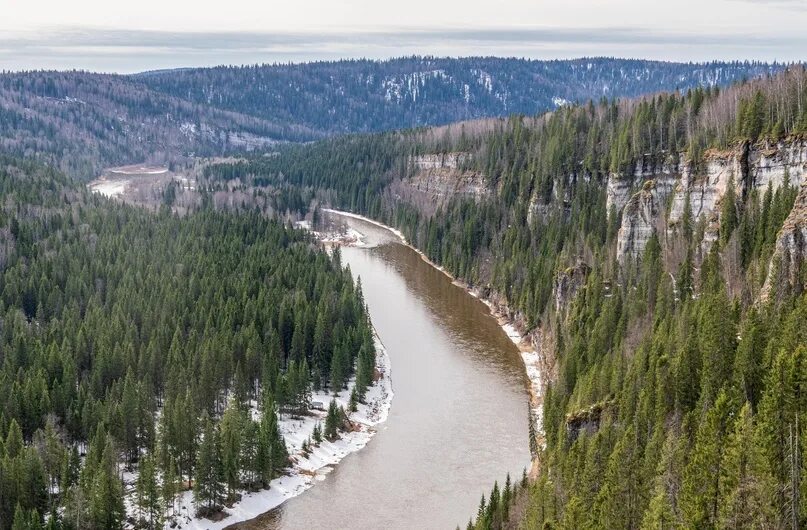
[{"left": 0, "top": 57, "right": 787, "bottom": 178}]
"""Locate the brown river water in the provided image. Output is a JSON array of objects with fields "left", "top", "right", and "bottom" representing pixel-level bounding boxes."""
[{"left": 233, "top": 213, "right": 531, "bottom": 530}]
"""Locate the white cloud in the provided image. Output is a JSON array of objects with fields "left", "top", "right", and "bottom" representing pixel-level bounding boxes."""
[{"left": 0, "top": 0, "right": 801, "bottom": 71}]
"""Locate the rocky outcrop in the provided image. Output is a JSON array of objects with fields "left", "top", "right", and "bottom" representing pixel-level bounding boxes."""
[
  {"left": 668, "top": 149, "right": 743, "bottom": 226},
  {"left": 668, "top": 141, "right": 807, "bottom": 228},
  {"left": 610, "top": 140, "right": 807, "bottom": 264},
  {"left": 554, "top": 261, "right": 590, "bottom": 314},
  {"left": 565, "top": 400, "right": 613, "bottom": 443},
  {"left": 606, "top": 154, "right": 680, "bottom": 215},
  {"left": 750, "top": 139, "right": 807, "bottom": 191},
  {"left": 761, "top": 182, "right": 807, "bottom": 302},
  {"left": 617, "top": 180, "right": 659, "bottom": 264},
  {"left": 411, "top": 152, "right": 471, "bottom": 171},
  {"left": 388, "top": 152, "right": 487, "bottom": 216}
]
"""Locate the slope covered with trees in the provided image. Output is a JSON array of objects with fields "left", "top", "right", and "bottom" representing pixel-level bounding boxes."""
[
  {"left": 205, "top": 67, "right": 807, "bottom": 529},
  {"left": 139, "top": 57, "right": 783, "bottom": 137},
  {"left": 0, "top": 58, "right": 784, "bottom": 181},
  {"left": 0, "top": 157, "right": 376, "bottom": 529},
  {"left": 0, "top": 72, "right": 318, "bottom": 179}
]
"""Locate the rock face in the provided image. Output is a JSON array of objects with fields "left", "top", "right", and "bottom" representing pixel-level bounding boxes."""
[
  {"left": 566, "top": 400, "right": 611, "bottom": 443},
  {"left": 617, "top": 181, "right": 659, "bottom": 264},
  {"left": 761, "top": 182, "right": 807, "bottom": 302},
  {"left": 554, "top": 261, "right": 590, "bottom": 314},
  {"left": 388, "top": 152, "right": 487, "bottom": 215},
  {"left": 750, "top": 139, "right": 807, "bottom": 191},
  {"left": 612, "top": 140, "right": 807, "bottom": 264},
  {"left": 606, "top": 154, "right": 680, "bottom": 215},
  {"left": 668, "top": 150, "right": 743, "bottom": 226}
]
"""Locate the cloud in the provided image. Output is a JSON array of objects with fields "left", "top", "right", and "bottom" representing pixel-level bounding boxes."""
[
  {"left": 729, "top": 0, "right": 807, "bottom": 8},
  {"left": 0, "top": 25, "right": 803, "bottom": 73}
]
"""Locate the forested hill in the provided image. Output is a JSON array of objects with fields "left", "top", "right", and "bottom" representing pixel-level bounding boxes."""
[
  {"left": 204, "top": 67, "right": 807, "bottom": 529},
  {"left": 0, "top": 72, "right": 317, "bottom": 179},
  {"left": 0, "top": 156, "right": 377, "bottom": 529},
  {"left": 0, "top": 58, "right": 784, "bottom": 179},
  {"left": 139, "top": 57, "right": 781, "bottom": 136}
]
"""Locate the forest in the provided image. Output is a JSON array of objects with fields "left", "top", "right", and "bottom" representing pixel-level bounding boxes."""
[
  {"left": 206, "top": 67, "right": 807, "bottom": 529},
  {"left": 0, "top": 157, "right": 377, "bottom": 529},
  {"left": 1, "top": 53, "right": 806, "bottom": 530},
  {"left": 138, "top": 57, "right": 782, "bottom": 137},
  {"left": 0, "top": 58, "right": 782, "bottom": 180}
]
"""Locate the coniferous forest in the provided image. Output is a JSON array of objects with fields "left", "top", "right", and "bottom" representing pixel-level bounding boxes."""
[
  {"left": 205, "top": 67, "right": 807, "bottom": 529},
  {"left": 0, "top": 48, "right": 806, "bottom": 530},
  {"left": 0, "top": 157, "right": 376, "bottom": 529}
]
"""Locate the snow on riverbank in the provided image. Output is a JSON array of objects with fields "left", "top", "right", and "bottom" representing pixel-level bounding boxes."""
[
  {"left": 141, "top": 333, "right": 392, "bottom": 530},
  {"left": 295, "top": 218, "right": 368, "bottom": 247},
  {"left": 322, "top": 208, "right": 545, "bottom": 450}
]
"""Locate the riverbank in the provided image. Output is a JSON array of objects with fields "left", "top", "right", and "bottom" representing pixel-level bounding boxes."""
[
  {"left": 155, "top": 332, "right": 393, "bottom": 530},
  {"left": 321, "top": 209, "right": 545, "bottom": 465}
]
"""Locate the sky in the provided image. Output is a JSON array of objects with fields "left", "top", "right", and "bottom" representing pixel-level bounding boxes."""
[{"left": 0, "top": 0, "right": 804, "bottom": 73}]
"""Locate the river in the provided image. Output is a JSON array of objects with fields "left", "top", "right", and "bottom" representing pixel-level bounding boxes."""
[{"left": 234, "top": 212, "right": 531, "bottom": 530}]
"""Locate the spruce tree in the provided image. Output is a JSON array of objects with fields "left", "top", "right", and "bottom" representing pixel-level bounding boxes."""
[
  {"left": 219, "top": 402, "right": 243, "bottom": 502},
  {"left": 257, "top": 394, "right": 287, "bottom": 486},
  {"left": 194, "top": 414, "right": 224, "bottom": 515},
  {"left": 136, "top": 454, "right": 162, "bottom": 530},
  {"left": 324, "top": 399, "right": 340, "bottom": 441},
  {"left": 718, "top": 403, "right": 777, "bottom": 528},
  {"left": 681, "top": 391, "right": 733, "bottom": 528},
  {"left": 161, "top": 456, "right": 180, "bottom": 522},
  {"left": 88, "top": 437, "right": 125, "bottom": 530}
]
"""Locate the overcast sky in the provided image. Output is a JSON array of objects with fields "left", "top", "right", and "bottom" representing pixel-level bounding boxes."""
[{"left": 0, "top": 0, "right": 803, "bottom": 72}]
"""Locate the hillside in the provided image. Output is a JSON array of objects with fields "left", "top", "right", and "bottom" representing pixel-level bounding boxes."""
[
  {"left": 0, "top": 58, "right": 783, "bottom": 179},
  {"left": 0, "top": 72, "right": 317, "bottom": 179},
  {"left": 204, "top": 67, "right": 807, "bottom": 529},
  {"left": 139, "top": 57, "right": 782, "bottom": 136}
]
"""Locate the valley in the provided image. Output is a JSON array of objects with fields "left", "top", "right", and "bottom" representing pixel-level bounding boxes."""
[
  {"left": 0, "top": 49, "right": 806, "bottom": 530},
  {"left": 242, "top": 212, "right": 531, "bottom": 529}
]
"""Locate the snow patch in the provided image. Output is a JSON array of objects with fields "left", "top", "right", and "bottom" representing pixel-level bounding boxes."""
[
  {"left": 552, "top": 97, "right": 570, "bottom": 108},
  {"left": 89, "top": 179, "right": 129, "bottom": 198}
]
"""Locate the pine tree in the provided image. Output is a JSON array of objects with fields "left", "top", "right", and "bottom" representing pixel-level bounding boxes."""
[
  {"left": 640, "top": 428, "right": 685, "bottom": 530},
  {"left": 161, "top": 456, "right": 180, "bottom": 522},
  {"left": 136, "top": 454, "right": 162, "bottom": 530},
  {"left": 681, "top": 391, "right": 733, "bottom": 528},
  {"left": 329, "top": 341, "right": 348, "bottom": 393},
  {"left": 194, "top": 414, "right": 224, "bottom": 515},
  {"left": 718, "top": 402, "right": 777, "bottom": 528},
  {"left": 324, "top": 399, "right": 340, "bottom": 441},
  {"left": 88, "top": 437, "right": 125, "bottom": 530},
  {"left": 593, "top": 426, "right": 643, "bottom": 529},
  {"left": 257, "top": 394, "right": 287, "bottom": 486},
  {"left": 720, "top": 176, "right": 738, "bottom": 246},
  {"left": 220, "top": 401, "right": 243, "bottom": 502},
  {"left": 240, "top": 419, "right": 259, "bottom": 490},
  {"left": 349, "top": 388, "right": 359, "bottom": 412},
  {"left": 11, "top": 504, "right": 27, "bottom": 530},
  {"left": 502, "top": 474, "right": 511, "bottom": 523},
  {"left": 312, "top": 423, "right": 323, "bottom": 444},
  {"left": 5, "top": 420, "right": 23, "bottom": 459}
]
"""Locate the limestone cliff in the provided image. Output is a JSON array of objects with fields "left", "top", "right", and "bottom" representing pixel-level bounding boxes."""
[
  {"left": 554, "top": 261, "right": 590, "bottom": 315},
  {"left": 606, "top": 153, "right": 679, "bottom": 215},
  {"left": 617, "top": 181, "right": 660, "bottom": 264},
  {"left": 387, "top": 152, "right": 487, "bottom": 215},
  {"left": 612, "top": 140, "right": 807, "bottom": 264}
]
